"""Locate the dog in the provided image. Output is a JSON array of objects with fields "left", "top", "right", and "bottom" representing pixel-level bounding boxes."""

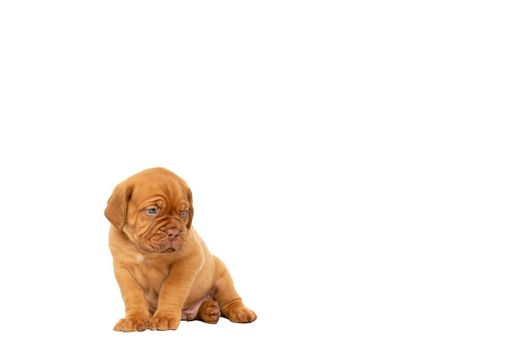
[{"left": 105, "top": 167, "right": 256, "bottom": 331}]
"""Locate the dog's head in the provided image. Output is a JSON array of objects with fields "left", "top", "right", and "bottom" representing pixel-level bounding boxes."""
[{"left": 104, "top": 167, "right": 194, "bottom": 254}]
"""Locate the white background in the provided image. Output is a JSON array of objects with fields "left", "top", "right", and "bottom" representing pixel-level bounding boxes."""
[{"left": 0, "top": 1, "right": 524, "bottom": 349}]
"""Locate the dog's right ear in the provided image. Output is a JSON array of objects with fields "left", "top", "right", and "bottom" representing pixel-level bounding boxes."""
[{"left": 104, "top": 182, "right": 133, "bottom": 230}]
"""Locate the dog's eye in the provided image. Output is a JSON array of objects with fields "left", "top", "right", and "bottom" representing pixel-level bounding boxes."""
[
  {"left": 145, "top": 207, "right": 158, "bottom": 216},
  {"left": 180, "top": 209, "right": 189, "bottom": 218}
]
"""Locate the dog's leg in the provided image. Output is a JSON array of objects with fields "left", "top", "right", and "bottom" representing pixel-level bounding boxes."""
[
  {"left": 150, "top": 255, "right": 202, "bottom": 330},
  {"left": 113, "top": 267, "right": 151, "bottom": 332},
  {"left": 213, "top": 256, "right": 257, "bottom": 323}
]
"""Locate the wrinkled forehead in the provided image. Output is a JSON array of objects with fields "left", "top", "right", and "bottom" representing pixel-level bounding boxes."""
[{"left": 130, "top": 172, "right": 188, "bottom": 206}]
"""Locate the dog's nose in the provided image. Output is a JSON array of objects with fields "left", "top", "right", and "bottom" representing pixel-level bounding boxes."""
[{"left": 167, "top": 229, "right": 180, "bottom": 240}]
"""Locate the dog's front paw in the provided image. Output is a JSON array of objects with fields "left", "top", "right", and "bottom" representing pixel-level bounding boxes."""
[
  {"left": 150, "top": 312, "right": 181, "bottom": 331},
  {"left": 113, "top": 316, "right": 150, "bottom": 332}
]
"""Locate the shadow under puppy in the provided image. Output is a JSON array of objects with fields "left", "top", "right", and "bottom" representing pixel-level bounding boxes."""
[{"left": 105, "top": 167, "right": 256, "bottom": 331}]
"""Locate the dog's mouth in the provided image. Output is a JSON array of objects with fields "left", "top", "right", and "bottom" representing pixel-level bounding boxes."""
[
  {"left": 137, "top": 245, "right": 176, "bottom": 255},
  {"left": 136, "top": 230, "right": 185, "bottom": 254}
]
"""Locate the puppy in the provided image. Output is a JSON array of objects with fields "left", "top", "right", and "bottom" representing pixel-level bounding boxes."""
[{"left": 105, "top": 167, "right": 256, "bottom": 331}]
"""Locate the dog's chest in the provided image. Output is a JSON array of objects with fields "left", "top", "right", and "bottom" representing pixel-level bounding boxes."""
[{"left": 131, "top": 255, "right": 170, "bottom": 294}]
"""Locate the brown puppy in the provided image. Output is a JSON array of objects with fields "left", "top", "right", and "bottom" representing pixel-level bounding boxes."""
[{"left": 105, "top": 167, "right": 256, "bottom": 332}]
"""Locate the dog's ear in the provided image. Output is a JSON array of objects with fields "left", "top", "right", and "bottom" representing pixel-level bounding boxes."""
[
  {"left": 186, "top": 187, "right": 194, "bottom": 230},
  {"left": 104, "top": 182, "right": 133, "bottom": 230}
]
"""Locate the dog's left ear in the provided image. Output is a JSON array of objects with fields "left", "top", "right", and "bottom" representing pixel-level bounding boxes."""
[
  {"left": 186, "top": 187, "right": 194, "bottom": 230},
  {"left": 104, "top": 182, "right": 133, "bottom": 230}
]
